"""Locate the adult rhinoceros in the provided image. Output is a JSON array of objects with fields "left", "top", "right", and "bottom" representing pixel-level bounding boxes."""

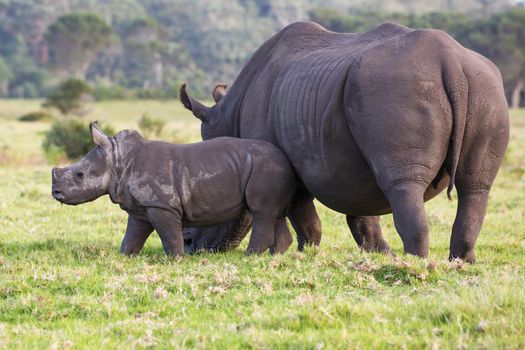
[{"left": 180, "top": 21, "right": 509, "bottom": 262}]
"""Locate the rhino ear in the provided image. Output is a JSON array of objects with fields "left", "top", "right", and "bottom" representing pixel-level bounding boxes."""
[
  {"left": 212, "top": 84, "right": 227, "bottom": 103},
  {"left": 90, "top": 121, "right": 112, "bottom": 152},
  {"left": 180, "top": 84, "right": 210, "bottom": 122}
]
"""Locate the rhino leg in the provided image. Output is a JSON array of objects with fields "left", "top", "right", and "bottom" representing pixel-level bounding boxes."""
[
  {"left": 288, "top": 188, "right": 322, "bottom": 251},
  {"left": 246, "top": 216, "right": 277, "bottom": 254},
  {"left": 448, "top": 134, "right": 505, "bottom": 263},
  {"left": 120, "top": 214, "right": 154, "bottom": 255},
  {"left": 270, "top": 218, "right": 293, "bottom": 254},
  {"left": 449, "top": 189, "right": 490, "bottom": 263},
  {"left": 216, "top": 210, "right": 253, "bottom": 251},
  {"left": 147, "top": 207, "right": 184, "bottom": 256},
  {"left": 346, "top": 215, "right": 391, "bottom": 254},
  {"left": 385, "top": 184, "right": 429, "bottom": 258},
  {"left": 449, "top": 98, "right": 508, "bottom": 263},
  {"left": 448, "top": 148, "right": 505, "bottom": 263}
]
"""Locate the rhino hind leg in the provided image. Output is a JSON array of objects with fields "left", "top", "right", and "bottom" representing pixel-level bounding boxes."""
[
  {"left": 346, "top": 215, "right": 391, "bottom": 254},
  {"left": 447, "top": 128, "right": 506, "bottom": 263},
  {"left": 246, "top": 216, "right": 277, "bottom": 254},
  {"left": 288, "top": 189, "right": 322, "bottom": 251},
  {"left": 449, "top": 189, "right": 490, "bottom": 263},
  {"left": 385, "top": 183, "right": 429, "bottom": 257},
  {"left": 270, "top": 218, "right": 293, "bottom": 254}
]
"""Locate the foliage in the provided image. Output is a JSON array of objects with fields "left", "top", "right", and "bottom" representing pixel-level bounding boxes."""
[
  {"left": 1, "top": 99, "right": 524, "bottom": 348},
  {"left": 45, "top": 13, "right": 113, "bottom": 78},
  {"left": 7, "top": 67, "right": 52, "bottom": 99},
  {"left": 138, "top": 113, "right": 166, "bottom": 138},
  {"left": 0, "top": 1, "right": 523, "bottom": 100},
  {"left": 91, "top": 84, "right": 128, "bottom": 101},
  {"left": 460, "top": 8, "right": 525, "bottom": 107},
  {"left": 0, "top": 55, "right": 13, "bottom": 96},
  {"left": 42, "top": 119, "right": 115, "bottom": 160},
  {"left": 134, "top": 86, "right": 179, "bottom": 100},
  {"left": 18, "top": 111, "right": 54, "bottom": 122},
  {"left": 43, "top": 79, "right": 92, "bottom": 116}
]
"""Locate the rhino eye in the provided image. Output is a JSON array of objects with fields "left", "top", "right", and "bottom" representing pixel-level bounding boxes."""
[{"left": 75, "top": 171, "right": 84, "bottom": 179}]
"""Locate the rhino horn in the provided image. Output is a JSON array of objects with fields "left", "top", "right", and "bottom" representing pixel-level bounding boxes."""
[
  {"left": 180, "top": 84, "right": 210, "bottom": 122},
  {"left": 212, "top": 83, "right": 227, "bottom": 103}
]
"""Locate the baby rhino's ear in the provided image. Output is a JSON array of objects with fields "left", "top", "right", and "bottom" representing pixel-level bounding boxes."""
[{"left": 90, "top": 121, "right": 112, "bottom": 152}]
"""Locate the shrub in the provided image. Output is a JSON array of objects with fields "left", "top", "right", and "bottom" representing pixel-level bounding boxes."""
[
  {"left": 43, "top": 119, "right": 115, "bottom": 160},
  {"left": 18, "top": 111, "right": 54, "bottom": 122},
  {"left": 138, "top": 113, "right": 166, "bottom": 138},
  {"left": 43, "top": 79, "right": 92, "bottom": 116}
]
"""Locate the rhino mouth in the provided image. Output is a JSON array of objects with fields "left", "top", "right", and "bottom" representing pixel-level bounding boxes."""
[{"left": 52, "top": 188, "right": 65, "bottom": 201}]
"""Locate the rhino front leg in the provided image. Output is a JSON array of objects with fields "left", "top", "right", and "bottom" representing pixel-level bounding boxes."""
[
  {"left": 120, "top": 214, "right": 154, "bottom": 255},
  {"left": 287, "top": 188, "right": 322, "bottom": 251},
  {"left": 346, "top": 215, "right": 391, "bottom": 254},
  {"left": 147, "top": 208, "right": 184, "bottom": 256}
]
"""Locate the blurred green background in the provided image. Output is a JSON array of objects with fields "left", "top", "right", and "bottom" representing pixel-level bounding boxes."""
[{"left": 0, "top": 0, "right": 523, "bottom": 105}]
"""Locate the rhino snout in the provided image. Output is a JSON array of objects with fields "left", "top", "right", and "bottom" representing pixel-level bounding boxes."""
[
  {"left": 52, "top": 188, "right": 64, "bottom": 200},
  {"left": 51, "top": 168, "right": 64, "bottom": 201}
]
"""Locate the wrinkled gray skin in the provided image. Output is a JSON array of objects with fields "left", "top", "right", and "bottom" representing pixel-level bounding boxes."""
[
  {"left": 181, "top": 21, "right": 509, "bottom": 262},
  {"left": 51, "top": 123, "right": 296, "bottom": 256}
]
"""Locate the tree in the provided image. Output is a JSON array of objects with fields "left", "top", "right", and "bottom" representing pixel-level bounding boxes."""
[
  {"left": 0, "top": 56, "right": 13, "bottom": 96},
  {"left": 119, "top": 17, "right": 166, "bottom": 89},
  {"left": 45, "top": 13, "right": 113, "bottom": 79},
  {"left": 43, "top": 78, "right": 92, "bottom": 115},
  {"left": 460, "top": 8, "right": 525, "bottom": 107}
]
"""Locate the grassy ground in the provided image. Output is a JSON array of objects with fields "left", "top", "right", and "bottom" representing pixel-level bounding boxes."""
[{"left": 0, "top": 100, "right": 524, "bottom": 349}]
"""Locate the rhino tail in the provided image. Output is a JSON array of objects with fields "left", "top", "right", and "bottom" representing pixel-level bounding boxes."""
[{"left": 442, "top": 62, "right": 468, "bottom": 200}]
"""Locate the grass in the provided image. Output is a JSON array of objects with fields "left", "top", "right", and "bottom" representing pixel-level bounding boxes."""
[{"left": 0, "top": 100, "right": 524, "bottom": 349}]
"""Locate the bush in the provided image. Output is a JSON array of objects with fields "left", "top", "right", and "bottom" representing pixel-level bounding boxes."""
[
  {"left": 43, "top": 119, "right": 115, "bottom": 160},
  {"left": 18, "top": 111, "right": 54, "bottom": 122},
  {"left": 43, "top": 79, "right": 92, "bottom": 116},
  {"left": 138, "top": 113, "right": 166, "bottom": 138}
]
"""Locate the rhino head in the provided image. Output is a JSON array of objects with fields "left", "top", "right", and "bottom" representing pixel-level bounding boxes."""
[
  {"left": 51, "top": 122, "right": 141, "bottom": 205},
  {"left": 51, "top": 122, "right": 114, "bottom": 205},
  {"left": 180, "top": 83, "right": 232, "bottom": 140}
]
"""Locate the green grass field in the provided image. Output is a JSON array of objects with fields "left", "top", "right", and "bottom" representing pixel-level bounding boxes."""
[{"left": 0, "top": 100, "right": 524, "bottom": 349}]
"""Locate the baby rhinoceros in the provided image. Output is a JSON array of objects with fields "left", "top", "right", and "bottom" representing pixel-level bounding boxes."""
[{"left": 51, "top": 122, "right": 296, "bottom": 256}]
